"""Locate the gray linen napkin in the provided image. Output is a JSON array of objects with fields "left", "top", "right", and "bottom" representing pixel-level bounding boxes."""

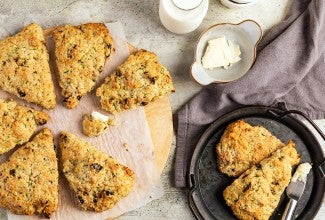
[{"left": 175, "top": 0, "right": 325, "bottom": 187}]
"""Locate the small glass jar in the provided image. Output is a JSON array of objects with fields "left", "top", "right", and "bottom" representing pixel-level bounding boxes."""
[{"left": 159, "top": 0, "right": 209, "bottom": 34}]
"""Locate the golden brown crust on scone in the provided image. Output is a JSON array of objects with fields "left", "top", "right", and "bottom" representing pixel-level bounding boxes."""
[
  {"left": 216, "top": 120, "right": 285, "bottom": 177},
  {"left": 59, "top": 132, "right": 135, "bottom": 212},
  {"left": 0, "top": 23, "right": 56, "bottom": 109},
  {"left": 0, "top": 98, "right": 49, "bottom": 154},
  {"left": 96, "top": 49, "right": 175, "bottom": 114},
  {"left": 223, "top": 141, "right": 300, "bottom": 220},
  {"left": 0, "top": 128, "right": 59, "bottom": 218},
  {"left": 82, "top": 114, "right": 115, "bottom": 137},
  {"left": 52, "top": 23, "right": 114, "bottom": 109}
]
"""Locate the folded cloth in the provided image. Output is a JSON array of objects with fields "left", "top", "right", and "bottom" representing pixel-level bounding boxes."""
[{"left": 175, "top": 0, "right": 325, "bottom": 187}]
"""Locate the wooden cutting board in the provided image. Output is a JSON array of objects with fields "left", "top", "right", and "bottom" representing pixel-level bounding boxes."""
[
  {"left": 127, "top": 44, "right": 173, "bottom": 174},
  {"left": 144, "top": 97, "right": 173, "bottom": 173},
  {"left": 44, "top": 28, "right": 173, "bottom": 174}
]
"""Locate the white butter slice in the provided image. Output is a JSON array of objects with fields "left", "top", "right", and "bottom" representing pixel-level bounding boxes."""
[
  {"left": 201, "top": 36, "right": 241, "bottom": 70},
  {"left": 291, "top": 162, "right": 312, "bottom": 183},
  {"left": 91, "top": 111, "right": 109, "bottom": 122}
]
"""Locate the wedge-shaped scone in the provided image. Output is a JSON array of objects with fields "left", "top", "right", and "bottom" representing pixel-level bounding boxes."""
[
  {"left": 52, "top": 23, "right": 114, "bottom": 109},
  {"left": 59, "top": 132, "right": 135, "bottom": 212},
  {"left": 223, "top": 141, "right": 300, "bottom": 220},
  {"left": 0, "top": 99, "right": 49, "bottom": 154},
  {"left": 0, "top": 128, "right": 59, "bottom": 218},
  {"left": 216, "top": 120, "right": 285, "bottom": 177},
  {"left": 0, "top": 23, "right": 56, "bottom": 109},
  {"left": 96, "top": 49, "right": 175, "bottom": 114}
]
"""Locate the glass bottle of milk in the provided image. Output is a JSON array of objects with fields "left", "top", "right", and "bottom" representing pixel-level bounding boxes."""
[{"left": 159, "top": 0, "right": 209, "bottom": 34}]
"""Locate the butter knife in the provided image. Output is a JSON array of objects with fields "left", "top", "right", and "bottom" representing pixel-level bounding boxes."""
[{"left": 281, "top": 163, "right": 312, "bottom": 220}]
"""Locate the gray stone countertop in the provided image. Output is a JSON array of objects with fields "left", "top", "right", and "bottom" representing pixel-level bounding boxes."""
[{"left": 0, "top": 0, "right": 324, "bottom": 219}]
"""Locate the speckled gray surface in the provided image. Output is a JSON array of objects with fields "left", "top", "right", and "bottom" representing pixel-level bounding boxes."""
[{"left": 0, "top": 0, "right": 324, "bottom": 219}]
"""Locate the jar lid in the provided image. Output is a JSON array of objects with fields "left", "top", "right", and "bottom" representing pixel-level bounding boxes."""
[{"left": 172, "top": 0, "right": 203, "bottom": 10}]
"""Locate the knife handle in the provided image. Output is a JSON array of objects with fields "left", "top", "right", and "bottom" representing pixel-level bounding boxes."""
[{"left": 281, "top": 199, "right": 298, "bottom": 220}]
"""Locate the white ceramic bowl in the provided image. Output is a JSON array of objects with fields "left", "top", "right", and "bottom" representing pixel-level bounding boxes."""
[
  {"left": 190, "top": 20, "right": 262, "bottom": 85},
  {"left": 220, "top": 0, "right": 260, "bottom": 9}
]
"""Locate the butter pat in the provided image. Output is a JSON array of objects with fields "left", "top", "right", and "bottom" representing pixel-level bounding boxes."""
[
  {"left": 201, "top": 36, "right": 241, "bottom": 69},
  {"left": 291, "top": 162, "right": 312, "bottom": 183},
  {"left": 91, "top": 111, "right": 109, "bottom": 122}
]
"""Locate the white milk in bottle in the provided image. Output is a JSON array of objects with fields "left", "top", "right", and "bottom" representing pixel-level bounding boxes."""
[{"left": 159, "top": 0, "right": 209, "bottom": 34}]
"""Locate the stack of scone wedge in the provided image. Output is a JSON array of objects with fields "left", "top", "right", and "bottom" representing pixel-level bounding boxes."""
[{"left": 216, "top": 120, "right": 300, "bottom": 220}]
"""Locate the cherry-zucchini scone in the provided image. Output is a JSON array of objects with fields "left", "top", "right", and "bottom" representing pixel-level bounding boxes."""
[
  {"left": 0, "top": 98, "right": 49, "bottom": 154},
  {"left": 0, "top": 128, "right": 59, "bottom": 218},
  {"left": 52, "top": 23, "right": 114, "bottom": 109},
  {"left": 96, "top": 49, "right": 175, "bottom": 114},
  {"left": 59, "top": 132, "right": 135, "bottom": 212},
  {"left": 223, "top": 141, "right": 300, "bottom": 220},
  {"left": 216, "top": 120, "right": 285, "bottom": 177},
  {"left": 0, "top": 23, "right": 56, "bottom": 109}
]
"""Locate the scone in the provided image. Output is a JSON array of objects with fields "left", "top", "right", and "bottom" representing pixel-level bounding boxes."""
[
  {"left": 0, "top": 128, "right": 59, "bottom": 218},
  {"left": 216, "top": 120, "right": 285, "bottom": 177},
  {"left": 59, "top": 132, "right": 135, "bottom": 212},
  {"left": 96, "top": 49, "right": 175, "bottom": 114},
  {"left": 82, "top": 111, "right": 115, "bottom": 137},
  {"left": 223, "top": 141, "right": 300, "bottom": 220},
  {"left": 0, "top": 98, "right": 49, "bottom": 154},
  {"left": 52, "top": 23, "right": 114, "bottom": 109},
  {"left": 0, "top": 23, "right": 56, "bottom": 109}
]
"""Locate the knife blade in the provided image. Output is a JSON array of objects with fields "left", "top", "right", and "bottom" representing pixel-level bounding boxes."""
[{"left": 281, "top": 163, "right": 312, "bottom": 220}]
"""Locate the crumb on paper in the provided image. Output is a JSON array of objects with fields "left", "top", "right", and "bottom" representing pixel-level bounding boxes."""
[
  {"left": 137, "top": 144, "right": 144, "bottom": 150},
  {"left": 122, "top": 142, "right": 129, "bottom": 152}
]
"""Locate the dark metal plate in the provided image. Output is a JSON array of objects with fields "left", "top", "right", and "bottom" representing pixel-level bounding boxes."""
[{"left": 188, "top": 106, "right": 325, "bottom": 220}]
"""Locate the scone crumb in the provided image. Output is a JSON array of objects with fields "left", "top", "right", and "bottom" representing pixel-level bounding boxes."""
[
  {"left": 216, "top": 120, "right": 285, "bottom": 177},
  {"left": 122, "top": 142, "right": 129, "bottom": 148},
  {"left": 82, "top": 113, "right": 115, "bottom": 137},
  {"left": 0, "top": 128, "right": 59, "bottom": 217}
]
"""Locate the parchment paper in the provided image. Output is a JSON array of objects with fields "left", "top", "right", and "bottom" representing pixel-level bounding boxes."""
[{"left": 0, "top": 22, "right": 163, "bottom": 220}]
